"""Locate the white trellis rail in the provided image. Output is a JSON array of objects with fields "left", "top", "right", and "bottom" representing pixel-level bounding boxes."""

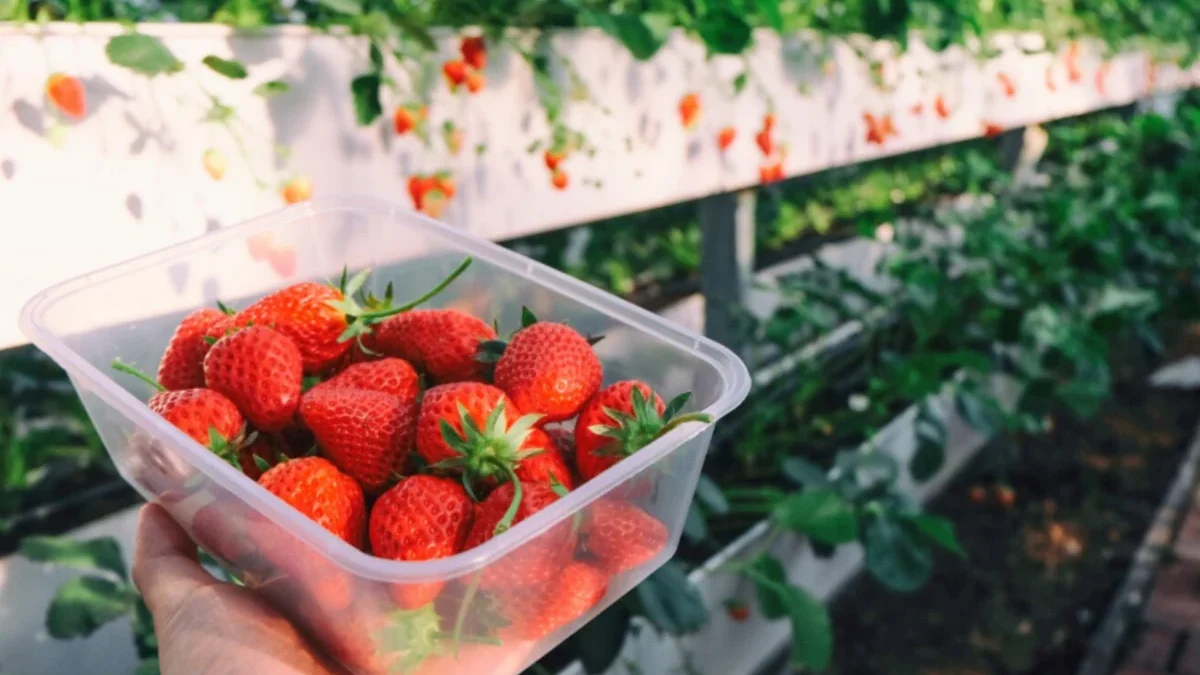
[{"left": 3, "top": 22, "right": 1197, "bottom": 350}]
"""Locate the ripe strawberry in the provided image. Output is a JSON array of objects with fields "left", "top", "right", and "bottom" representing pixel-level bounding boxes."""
[
  {"left": 550, "top": 170, "right": 569, "bottom": 191},
  {"left": 465, "top": 70, "right": 485, "bottom": 94},
  {"left": 544, "top": 149, "right": 565, "bottom": 171},
  {"left": 725, "top": 600, "right": 750, "bottom": 622},
  {"left": 881, "top": 114, "right": 898, "bottom": 139},
  {"left": 408, "top": 174, "right": 437, "bottom": 211},
  {"left": 864, "top": 112, "right": 886, "bottom": 145},
  {"left": 982, "top": 121, "right": 1004, "bottom": 138},
  {"left": 497, "top": 562, "right": 607, "bottom": 640},
  {"left": 1066, "top": 42, "right": 1082, "bottom": 83},
  {"left": 45, "top": 73, "right": 86, "bottom": 120},
  {"left": 204, "top": 326, "right": 304, "bottom": 432},
  {"left": 463, "top": 481, "right": 576, "bottom": 589},
  {"left": 299, "top": 387, "right": 417, "bottom": 493},
  {"left": 443, "top": 60, "right": 468, "bottom": 91},
  {"left": 157, "top": 307, "right": 231, "bottom": 390},
  {"left": 370, "top": 475, "right": 473, "bottom": 608},
  {"left": 232, "top": 259, "right": 472, "bottom": 374},
  {"left": 258, "top": 456, "right": 366, "bottom": 548},
  {"left": 314, "top": 358, "right": 420, "bottom": 402},
  {"left": 281, "top": 175, "right": 313, "bottom": 204},
  {"left": 763, "top": 112, "right": 775, "bottom": 131},
  {"left": 493, "top": 321, "right": 602, "bottom": 423},
  {"left": 415, "top": 382, "right": 540, "bottom": 481},
  {"left": 203, "top": 148, "right": 226, "bottom": 181},
  {"left": 678, "top": 92, "right": 700, "bottom": 130},
  {"left": 755, "top": 129, "right": 773, "bottom": 156},
  {"left": 147, "top": 388, "right": 244, "bottom": 453},
  {"left": 461, "top": 36, "right": 487, "bottom": 71},
  {"left": 759, "top": 162, "right": 785, "bottom": 184},
  {"left": 515, "top": 428, "right": 576, "bottom": 489},
  {"left": 934, "top": 94, "right": 951, "bottom": 119},
  {"left": 575, "top": 380, "right": 711, "bottom": 482},
  {"left": 583, "top": 500, "right": 668, "bottom": 574},
  {"left": 717, "top": 126, "right": 736, "bottom": 152},
  {"left": 369, "top": 308, "right": 496, "bottom": 383},
  {"left": 393, "top": 105, "right": 421, "bottom": 135}
]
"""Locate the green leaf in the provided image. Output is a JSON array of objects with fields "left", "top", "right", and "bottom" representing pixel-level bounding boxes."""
[
  {"left": 694, "top": 473, "right": 729, "bottom": 515},
  {"left": 904, "top": 513, "right": 967, "bottom": 558},
  {"left": 135, "top": 658, "right": 160, "bottom": 675},
  {"left": 46, "top": 576, "right": 136, "bottom": 638},
  {"left": 105, "top": 34, "right": 183, "bottom": 77},
  {"left": 781, "top": 457, "right": 828, "bottom": 487},
  {"left": 520, "top": 306, "right": 539, "bottom": 328},
  {"left": 1086, "top": 285, "right": 1158, "bottom": 320},
  {"left": 910, "top": 403, "right": 946, "bottom": 482},
  {"left": 746, "top": 556, "right": 832, "bottom": 670},
  {"left": 732, "top": 71, "right": 749, "bottom": 94},
  {"left": 20, "top": 536, "right": 127, "bottom": 580},
  {"left": 635, "top": 562, "right": 708, "bottom": 634},
  {"left": 695, "top": 8, "right": 753, "bottom": 55},
  {"left": 201, "top": 55, "right": 247, "bottom": 79},
  {"left": 582, "top": 12, "right": 671, "bottom": 60},
  {"left": 863, "top": 514, "right": 933, "bottom": 592},
  {"left": 350, "top": 73, "right": 382, "bottom": 126},
  {"left": 253, "top": 80, "right": 291, "bottom": 97},
  {"left": 772, "top": 488, "right": 858, "bottom": 545},
  {"left": 954, "top": 388, "right": 1001, "bottom": 437},
  {"left": 683, "top": 502, "right": 709, "bottom": 543},
  {"left": 755, "top": 0, "right": 784, "bottom": 31},
  {"left": 569, "top": 604, "right": 629, "bottom": 674},
  {"left": 317, "top": 0, "right": 361, "bottom": 15}
]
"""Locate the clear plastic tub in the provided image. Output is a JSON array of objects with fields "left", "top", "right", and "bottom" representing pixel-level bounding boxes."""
[{"left": 19, "top": 195, "right": 751, "bottom": 675}]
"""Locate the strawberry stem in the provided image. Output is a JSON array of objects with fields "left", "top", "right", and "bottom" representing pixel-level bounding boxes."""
[
  {"left": 656, "top": 412, "right": 714, "bottom": 438},
  {"left": 451, "top": 571, "right": 482, "bottom": 657},
  {"left": 111, "top": 358, "right": 166, "bottom": 392},
  {"left": 357, "top": 256, "right": 474, "bottom": 322},
  {"left": 493, "top": 462, "right": 523, "bottom": 536}
]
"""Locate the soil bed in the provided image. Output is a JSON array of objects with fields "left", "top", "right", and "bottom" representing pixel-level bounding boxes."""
[{"left": 824, "top": 377, "right": 1200, "bottom": 675}]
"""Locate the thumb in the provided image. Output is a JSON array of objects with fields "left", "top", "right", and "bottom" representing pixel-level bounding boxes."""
[{"left": 132, "top": 503, "right": 221, "bottom": 620}]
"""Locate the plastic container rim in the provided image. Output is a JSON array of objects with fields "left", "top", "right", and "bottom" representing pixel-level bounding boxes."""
[{"left": 19, "top": 194, "right": 752, "bottom": 582}]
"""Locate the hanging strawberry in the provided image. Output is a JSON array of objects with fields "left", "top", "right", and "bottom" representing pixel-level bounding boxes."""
[
  {"left": 45, "top": 73, "right": 86, "bottom": 120},
  {"left": 678, "top": 92, "right": 701, "bottom": 131}
]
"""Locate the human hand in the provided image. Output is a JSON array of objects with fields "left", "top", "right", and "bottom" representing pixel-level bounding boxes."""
[{"left": 132, "top": 503, "right": 349, "bottom": 675}]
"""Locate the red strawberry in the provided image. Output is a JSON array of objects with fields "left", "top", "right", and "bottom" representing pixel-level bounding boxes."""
[
  {"left": 763, "top": 112, "right": 775, "bottom": 131},
  {"left": 393, "top": 105, "right": 421, "bottom": 135},
  {"left": 157, "top": 307, "right": 231, "bottom": 390},
  {"left": 45, "top": 73, "right": 86, "bottom": 120},
  {"left": 997, "top": 71, "right": 1017, "bottom": 98},
  {"left": 934, "top": 94, "right": 951, "bottom": 119},
  {"left": 493, "top": 322, "right": 602, "bottom": 423},
  {"left": 370, "top": 475, "right": 474, "bottom": 608},
  {"left": 415, "top": 382, "right": 541, "bottom": 482},
  {"left": 230, "top": 259, "right": 473, "bottom": 374},
  {"left": 433, "top": 172, "right": 457, "bottom": 200},
  {"left": 544, "top": 149, "right": 565, "bottom": 171},
  {"left": 678, "top": 92, "right": 701, "bottom": 130},
  {"left": 583, "top": 500, "right": 668, "bottom": 574},
  {"left": 755, "top": 129, "right": 774, "bottom": 156},
  {"left": 982, "top": 121, "right": 1004, "bottom": 138},
  {"left": 408, "top": 174, "right": 436, "bottom": 210},
  {"left": 515, "top": 428, "right": 576, "bottom": 489},
  {"left": 726, "top": 600, "right": 750, "bottom": 622},
  {"left": 258, "top": 456, "right": 366, "bottom": 548},
  {"left": 148, "top": 388, "right": 244, "bottom": 454},
  {"left": 461, "top": 36, "right": 487, "bottom": 71},
  {"left": 204, "top": 326, "right": 303, "bottom": 432},
  {"left": 465, "top": 70, "right": 485, "bottom": 94},
  {"left": 550, "top": 170, "right": 569, "bottom": 191},
  {"left": 314, "top": 357, "right": 420, "bottom": 403},
  {"left": 299, "top": 387, "right": 416, "bottom": 493},
  {"left": 575, "top": 380, "right": 711, "bottom": 482},
  {"left": 717, "top": 126, "right": 736, "bottom": 152},
  {"left": 497, "top": 562, "right": 608, "bottom": 640},
  {"left": 463, "top": 481, "right": 576, "bottom": 589},
  {"left": 443, "top": 60, "right": 468, "bottom": 91},
  {"left": 281, "top": 175, "right": 313, "bottom": 204},
  {"left": 369, "top": 308, "right": 496, "bottom": 383}
]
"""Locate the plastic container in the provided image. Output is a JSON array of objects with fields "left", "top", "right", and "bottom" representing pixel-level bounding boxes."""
[{"left": 20, "top": 196, "right": 751, "bottom": 675}]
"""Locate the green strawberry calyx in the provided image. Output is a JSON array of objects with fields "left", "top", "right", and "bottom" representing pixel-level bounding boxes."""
[
  {"left": 430, "top": 399, "right": 542, "bottom": 533},
  {"left": 589, "top": 388, "right": 714, "bottom": 459},
  {"left": 326, "top": 255, "right": 475, "bottom": 344}
]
